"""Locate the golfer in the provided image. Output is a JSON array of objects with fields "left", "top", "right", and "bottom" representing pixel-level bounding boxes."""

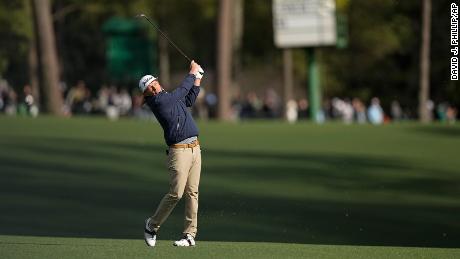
[{"left": 140, "top": 61, "right": 203, "bottom": 247}]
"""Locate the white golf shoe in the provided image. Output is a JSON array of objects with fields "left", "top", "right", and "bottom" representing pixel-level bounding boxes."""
[
  {"left": 173, "top": 233, "right": 196, "bottom": 247},
  {"left": 144, "top": 218, "right": 157, "bottom": 247}
]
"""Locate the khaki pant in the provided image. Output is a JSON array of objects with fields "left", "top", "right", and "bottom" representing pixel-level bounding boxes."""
[{"left": 149, "top": 145, "right": 201, "bottom": 237}]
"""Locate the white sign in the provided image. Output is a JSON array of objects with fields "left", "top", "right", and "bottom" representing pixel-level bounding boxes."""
[{"left": 273, "top": 0, "right": 337, "bottom": 48}]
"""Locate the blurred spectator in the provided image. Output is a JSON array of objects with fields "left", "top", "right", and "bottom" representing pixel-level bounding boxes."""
[
  {"left": 0, "top": 79, "right": 8, "bottom": 112},
  {"left": 131, "top": 92, "right": 143, "bottom": 117},
  {"left": 331, "top": 97, "right": 353, "bottom": 124},
  {"left": 193, "top": 87, "right": 208, "bottom": 120},
  {"left": 118, "top": 88, "right": 132, "bottom": 116},
  {"left": 105, "top": 85, "right": 119, "bottom": 120},
  {"left": 342, "top": 98, "right": 354, "bottom": 124},
  {"left": 391, "top": 100, "right": 402, "bottom": 121},
  {"left": 297, "top": 98, "right": 309, "bottom": 119},
  {"left": 96, "top": 85, "right": 110, "bottom": 114},
  {"left": 5, "top": 88, "right": 17, "bottom": 116},
  {"left": 262, "top": 88, "right": 281, "bottom": 118},
  {"left": 436, "top": 102, "right": 448, "bottom": 122},
  {"left": 323, "top": 99, "right": 332, "bottom": 120},
  {"left": 446, "top": 106, "right": 458, "bottom": 124},
  {"left": 231, "top": 90, "right": 243, "bottom": 121},
  {"left": 131, "top": 91, "right": 153, "bottom": 120},
  {"left": 240, "top": 91, "right": 262, "bottom": 119},
  {"left": 205, "top": 92, "right": 218, "bottom": 118},
  {"left": 286, "top": 100, "right": 298, "bottom": 123},
  {"left": 331, "top": 97, "right": 342, "bottom": 119},
  {"left": 0, "top": 80, "right": 18, "bottom": 116},
  {"left": 352, "top": 98, "right": 366, "bottom": 124},
  {"left": 18, "top": 85, "right": 39, "bottom": 117},
  {"left": 426, "top": 99, "right": 435, "bottom": 122},
  {"left": 66, "top": 80, "right": 91, "bottom": 115},
  {"left": 367, "top": 97, "right": 384, "bottom": 125}
]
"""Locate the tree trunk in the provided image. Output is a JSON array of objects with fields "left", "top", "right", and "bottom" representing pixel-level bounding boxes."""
[
  {"left": 232, "top": 0, "right": 243, "bottom": 83},
  {"left": 28, "top": 33, "right": 40, "bottom": 107},
  {"left": 32, "top": 0, "right": 63, "bottom": 115},
  {"left": 28, "top": 0, "right": 40, "bottom": 107},
  {"left": 217, "top": 0, "right": 233, "bottom": 120},
  {"left": 157, "top": 3, "right": 170, "bottom": 87},
  {"left": 419, "top": 0, "right": 432, "bottom": 123},
  {"left": 283, "top": 48, "right": 294, "bottom": 120},
  {"left": 158, "top": 35, "right": 170, "bottom": 87}
]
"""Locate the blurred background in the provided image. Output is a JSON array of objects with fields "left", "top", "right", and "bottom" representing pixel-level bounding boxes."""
[{"left": 0, "top": 0, "right": 458, "bottom": 123}]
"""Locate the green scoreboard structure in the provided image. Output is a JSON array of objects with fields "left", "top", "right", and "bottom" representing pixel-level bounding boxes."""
[
  {"left": 102, "top": 17, "right": 157, "bottom": 85},
  {"left": 273, "top": 0, "right": 338, "bottom": 122}
]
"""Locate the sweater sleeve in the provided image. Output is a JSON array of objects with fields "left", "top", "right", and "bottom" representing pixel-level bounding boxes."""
[
  {"left": 185, "top": 86, "right": 200, "bottom": 107},
  {"left": 158, "top": 74, "right": 196, "bottom": 106}
]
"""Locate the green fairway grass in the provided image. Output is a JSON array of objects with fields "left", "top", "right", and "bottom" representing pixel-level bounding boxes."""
[
  {"left": 1, "top": 235, "right": 459, "bottom": 259},
  {"left": 0, "top": 116, "right": 459, "bottom": 258}
]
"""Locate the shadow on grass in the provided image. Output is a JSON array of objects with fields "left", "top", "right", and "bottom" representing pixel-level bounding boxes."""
[
  {"left": 408, "top": 125, "right": 460, "bottom": 137},
  {"left": 0, "top": 136, "right": 459, "bottom": 248}
]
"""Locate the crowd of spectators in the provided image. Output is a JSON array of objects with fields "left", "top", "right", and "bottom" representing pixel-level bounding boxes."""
[
  {"left": 1, "top": 78, "right": 458, "bottom": 124},
  {"left": 230, "top": 89, "right": 458, "bottom": 125},
  {"left": 0, "top": 79, "right": 39, "bottom": 117},
  {"left": 62, "top": 81, "right": 135, "bottom": 120}
]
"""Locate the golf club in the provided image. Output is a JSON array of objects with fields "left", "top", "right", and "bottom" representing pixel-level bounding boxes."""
[
  {"left": 136, "top": 14, "right": 204, "bottom": 75},
  {"left": 136, "top": 14, "right": 193, "bottom": 62}
]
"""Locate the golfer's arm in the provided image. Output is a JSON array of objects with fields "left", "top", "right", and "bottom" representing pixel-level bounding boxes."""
[
  {"left": 167, "top": 74, "right": 195, "bottom": 104},
  {"left": 185, "top": 85, "right": 200, "bottom": 107}
]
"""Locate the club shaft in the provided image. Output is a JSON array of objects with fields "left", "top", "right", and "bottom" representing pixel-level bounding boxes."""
[{"left": 140, "top": 15, "right": 192, "bottom": 63}]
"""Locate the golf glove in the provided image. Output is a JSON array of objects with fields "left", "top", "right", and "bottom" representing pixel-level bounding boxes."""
[{"left": 195, "top": 67, "right": 204, "bottom": 79}]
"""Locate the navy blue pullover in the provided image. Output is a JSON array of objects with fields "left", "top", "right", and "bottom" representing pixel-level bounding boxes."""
[{"left": 145, "top": 74, "right": 200, "bottom": 146}]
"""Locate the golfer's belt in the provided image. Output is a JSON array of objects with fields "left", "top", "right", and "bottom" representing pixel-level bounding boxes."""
[{"left": 169, "top": 140, "right": 199, "bottom": 149}]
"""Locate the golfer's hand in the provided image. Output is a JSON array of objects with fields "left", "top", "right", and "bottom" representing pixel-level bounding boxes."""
[
  {"left": 189, "top": 60, "right": 201, "bottom": 76},
  {"left": 196, "top": 67, "right": 204, "bottom": 79}
]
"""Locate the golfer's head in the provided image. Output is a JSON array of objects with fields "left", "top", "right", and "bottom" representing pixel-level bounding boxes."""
[{"left": 139, "top": 75, "right": 161, "bottom": 96}]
